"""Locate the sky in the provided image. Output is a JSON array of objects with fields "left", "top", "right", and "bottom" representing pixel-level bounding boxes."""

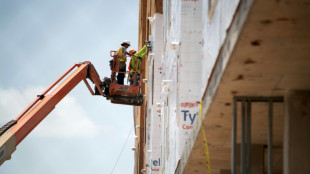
[{"left": 0, "top": 0, "right": 139, "bottom": 173}]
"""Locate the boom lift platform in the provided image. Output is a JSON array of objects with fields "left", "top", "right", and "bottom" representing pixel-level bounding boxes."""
[
  {"left": 0, "top": 60, "right": 143, "bottom": 166},
  {"left": 99, "top": 51, "right": 143, "bottom": 106}
]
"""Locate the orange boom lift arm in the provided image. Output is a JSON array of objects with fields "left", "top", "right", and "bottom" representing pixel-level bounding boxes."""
[
  {"left": 0, "top": 55, "right": 145, "bottom": 166},
  {"left": 0, "top": 61, "right": 104, "bottom": 165}
]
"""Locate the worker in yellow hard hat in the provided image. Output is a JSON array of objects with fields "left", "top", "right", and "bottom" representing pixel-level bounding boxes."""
[
  {"left": 116, "top": 40, "right": 131, "bottom": 85},
  {"left": 128, "top": 45, "right": 149, "bottom": 86}
]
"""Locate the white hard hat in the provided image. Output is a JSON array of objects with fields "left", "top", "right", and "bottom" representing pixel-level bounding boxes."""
[{"left": 122, "top": 40, "right": 131, "bottom": 46}]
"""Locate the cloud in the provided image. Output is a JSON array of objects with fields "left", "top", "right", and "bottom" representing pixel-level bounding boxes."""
[{"left": 0, "top": 86, "right": 100, "bottom": 138}]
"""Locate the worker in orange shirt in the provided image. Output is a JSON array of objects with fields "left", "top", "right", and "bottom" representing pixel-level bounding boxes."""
[
  {"left": 128, "top": 45, "right": 149, "bottom": 86},
  {"left": 116, "top": 40, "right": 131, "bottom": 85}
]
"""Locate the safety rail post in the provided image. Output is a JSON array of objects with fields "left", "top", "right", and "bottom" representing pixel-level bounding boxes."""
[
  {"left": 268, "top": 100, "right": 273, "bottom": 174},
  {"left": 241, "top": 99, "right": 246, "bottom": 174},
  {"left": 246, "top": 100, "right": 252, "bottom": 174},
  {"left": 110, "top": 51, "right": 118, "bottom": 84},
  {"left": 232, "top": 96, "right": 283, "bottom": 174},
  {"left": 232, "top": 97, "right": 237, "bottom": 174}
]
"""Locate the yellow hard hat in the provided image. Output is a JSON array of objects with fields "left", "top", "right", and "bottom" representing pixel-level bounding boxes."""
[{"left": 129, "top": 49, "right": 136, "bottom": 54}]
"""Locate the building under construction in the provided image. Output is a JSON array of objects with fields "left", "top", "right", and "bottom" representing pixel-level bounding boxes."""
[
  {"left": 133, "top": 0, "right": 310, "bottom": 173},
  {"left": 0, "top": 0, "right": 309, "bottom": 173}
]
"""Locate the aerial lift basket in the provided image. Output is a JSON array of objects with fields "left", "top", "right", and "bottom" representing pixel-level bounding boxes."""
[{"left": 97, "top": 51, "right": 144, "bottom": 106}]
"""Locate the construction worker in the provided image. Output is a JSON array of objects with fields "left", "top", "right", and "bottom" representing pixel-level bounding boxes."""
[
  {"left": 128, "top": 45, "right": 149, "bottom": 86},
  {"left": 116, "top": 40, "right": 131, "bottom": 85}
]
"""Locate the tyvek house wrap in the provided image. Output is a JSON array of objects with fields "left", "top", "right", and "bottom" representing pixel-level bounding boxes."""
[
  {"left": 201, "top": 0, "right": 240, "bottom": 93},
  {"left": 145, "top": 0, "right": 252, "bottom": 173},
  {"left": 160, "top": 0, "right": 182, "bottom": 173},
  {"left": 146, "top": 13, "right": 163, "bottom": 174},
  {"left": 177, "top": 0, "right": 203, "bottom": 165},
  {"left": 145, "top": 0, "right": 203, "bottom": 173}
]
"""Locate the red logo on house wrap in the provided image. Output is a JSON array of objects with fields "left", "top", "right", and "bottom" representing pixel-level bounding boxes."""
[{"left": 180, "top": 102, "right": 198, "bottom": 108}]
